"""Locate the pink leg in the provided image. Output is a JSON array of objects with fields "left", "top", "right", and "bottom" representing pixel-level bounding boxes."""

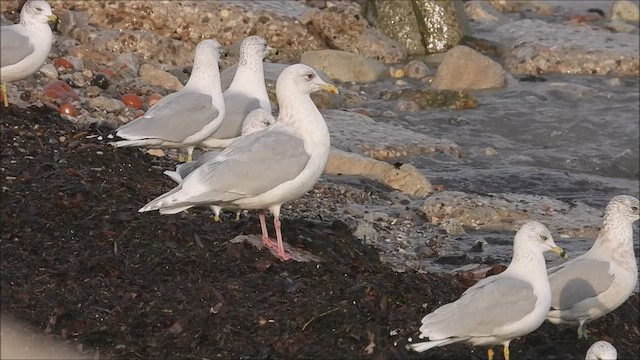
[
  {"left": 273, "top": 215, "right": 291, "bottom": 261},
  {"left": 259, "top": 212, "right": 271, "bottom": 244}
]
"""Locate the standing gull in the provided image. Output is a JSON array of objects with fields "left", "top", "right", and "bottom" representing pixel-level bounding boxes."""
[
  {"left": 163, "top": 108, "right": 275, "bottom": 221},
  {"left": 199, "top": 35, "right": 275, "bottom": 149},
  {"left": 112, "top": 39, "right": 226, "bottom": 162},
  {"left": 585, "top": 340, "right": 617, "bottom": 360},
  {"left": 407, "top": 221, "right": 567, "bottom": 360},
  {"left": 139, "top": 64, "right": 338, "bottom": 261},
  {"left": 546, "top": 195, "right": 639, "bottom": 339},
  {"left": 1, "top": 0, "right": 57, "bottom": 107}
]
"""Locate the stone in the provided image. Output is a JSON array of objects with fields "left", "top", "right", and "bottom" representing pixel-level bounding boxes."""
[
  {"left": 56, "top": 10, "right": 90, "bottom": 37},
  {"left": 381, "top": 88, "right": 478, "bottom": 109},
  {"left": 377, "top": 0, "right": 469, "bottom": 55},
  {"left": 38, "top": 64, "right": 58, "bottom": 80},
  {"left": 139, "top": 64, "right": 184, "bottom": 91},
  {"left": 419, "top": 191, "right": 604, "bottom": 238},
  {"left": 611, "top": 0, "right": 640, "bottom": 22},
  {"left": 605, "top": 19, "right": 638, "bottom": 33},
  {"left": 432, "top": 45, "right": 506, "bottom": 90},
  {"left": 301, "top": 50, "right": 388, "bottom": 83},
  {"left": 403, "top": 60, "right": 430, "bottom": 79},
  {"left": 87, "top": 96, "right": 126, "bottom": 113},
  {"left": 354, "top": 222, "right": 378, "bottom": 243},
  {"left": 464, "top": 0, "right": 503, "bottom": 22},
  {"left": 113, "top": 52, "right": 141, "bottom": 78},
  {"left": 325, "top": 148, "right": 433, "bottom": 196}
]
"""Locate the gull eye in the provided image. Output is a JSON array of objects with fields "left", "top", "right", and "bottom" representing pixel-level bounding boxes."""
[
  {"left": 540, "top": 235, "right": 548, "bottom": 241},
  {"left": 36, "top": 7, "right": 43, "bottom": 11},
  {"left": 306, "top": 73, "right": 314, "bottom": 80},
  {"left": 632, "top": 206, "right": 638, "bottom": 211}
]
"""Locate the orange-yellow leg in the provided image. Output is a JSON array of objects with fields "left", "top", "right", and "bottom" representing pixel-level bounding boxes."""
[
  {"left": 503, "top": 344, "right": 510, "bottom": 360},
  {"left": 487, "top": 347, "right": 494, "bottom": 360},
  {"left": 2, "top": 84, "right": 8, "bottom": 108}
]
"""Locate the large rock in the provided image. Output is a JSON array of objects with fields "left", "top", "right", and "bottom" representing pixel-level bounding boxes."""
[
  {"left": 419, "top": 191, "right": 604, "bottom": 238},
  {"left": 325, "top": 148, "right": 433, "bottom": 196},
  {"left": 432, "top": 45, "right": 506, "bottom": 90},
  {"left": 377, "top": 0, "right": 469, "bottom": 55},
  {"left": 139, "top": 64, "right": 184, "bottom": 91},
  {"left": 496, "top": 19, "right": 640, "bottom": 76},
  {"left": 301, "top": 50, "right": 388, "bottom": 83},
  {"left": 611, "top": 0, "right": 640, "bottom": 22}
]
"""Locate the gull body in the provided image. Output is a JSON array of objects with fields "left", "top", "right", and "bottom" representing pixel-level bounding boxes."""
[
  {"left": 546, "top": 195, "right": 639, "bottom": 339},
  {"left": 200, "top": 35, "right": 274, "bottom": 149},
  {"left": 1, "top": 0, "right": 57, "bottom": 107},
  {"left": 407, "top": 221, "right": 567, "bottom": 360},
  {"left": 163, "top": 109, "right": 275, "bottom": 221},
  {"left": 140, "top": 64, "right": 338, "bottom": 261},
  {"left": 112, "top": 39, "right": 226, "bottom": 162}
]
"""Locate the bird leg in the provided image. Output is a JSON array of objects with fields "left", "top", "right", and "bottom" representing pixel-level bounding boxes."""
[
  {"left": 234, "top": 210, "right": 241, "bottom": 221},
  {"left": 503, "top": 344, "right": 510, "bottom": 360},
  {"left": 258, "top": 212, "right": 292, "bottom": 261},
  {"left": 487, "top": 348, "right": 494, "bottom": 360},
  {"left": 577, "top": 321, "right": 589, "bottom": 340},
  {"left": 2, "top": 84, "right": 8, "bottom": 108},
  {"left": 273, "top": 215, "right": 292, "bottom": 261},
  {"left": 211, "top": 214, "right": 221, "bottom": 222},
  {"left": 259, "top": 212, "right": 279, "bottom": 252}
]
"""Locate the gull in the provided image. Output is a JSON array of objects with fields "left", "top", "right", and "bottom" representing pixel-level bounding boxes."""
[
  {"left": 546, "top": 195, "right": 639, "bottom": 339},
  {"left": 407, "top": 221, "right": 567, "bottom": 360},
  {"left": 585, "top": 340, "right": 617, "bottom": 360},
  {"left": 112, "top": 39, "right": 226, "bottom": 162},
  {"left": 199, "top": 35, "right": 275, "bottom": 150},
  {"left": 1, "top": 0, "right": 57, "bottom": 107},
  {"left": 139, "top": 64, "right": 338, "bottom": 261},
  {"left": 163, "top": 108, "right": 275, "bottom": 221}
]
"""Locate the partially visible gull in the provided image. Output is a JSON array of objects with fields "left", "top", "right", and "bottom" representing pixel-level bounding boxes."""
[
  {"left": 139, "top": 64, "right": 338, "bottom": 261},
  {"left": 163, "top": 108, "right": 275, "bottom": 221},
  {"left": 199, "top": 35, "right": 275, "bottom": 149},
  {"left": 1, "top": 0, "right": 57, "bottom": 107},
  {"left": 112, "top": 39, "right": 227, "bottom": 162},
  {"left": 585, "top": 340, "right": 617, "bottom": 360},
  {"left": 546, "top": 195, "right": 639, "bottom": 339},
  {"left": 407, "top": 221, "right": 567, "bottom": 360}
]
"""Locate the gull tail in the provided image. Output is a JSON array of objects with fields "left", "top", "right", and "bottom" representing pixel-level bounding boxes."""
[
  {"left": 406, "top": 338, "right": 462, "bottom": 353},
  {"left": 163, "top": 170, "right": 183, "bottom": 184},
  {"left": 139, "top": 187, "right": 188, "bottom": 213}
]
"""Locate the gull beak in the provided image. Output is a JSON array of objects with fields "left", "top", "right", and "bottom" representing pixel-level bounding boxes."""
[
  {"left": 266, "top": 45, "right": 279, "bottom": 57},
  {"left": 550, "top": 246, "right": 568, "bottom": 260},
  {"left": 320, "top": 83, "right": 339, "bottom": 94},
  {"left": 48, "top": 14, "right": 58, "bottom": 23}
]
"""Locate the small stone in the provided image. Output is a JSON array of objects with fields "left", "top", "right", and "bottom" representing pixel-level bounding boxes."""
[
  {"left": 139, "top": 64, "right": 184, "bottom": 91},
  {"left": 146, "top": 149, "right": 165, "bottom": 157},
  {"left": 59, "top": 102, "right": 77, "bottom": 117},
  {"left": 611, "top": 0, "right": 640, "bottom": 22},
  {"left": 395, "top": 100, "right": 420, "bottom": 112},
  {"left": 53, "top": 58, "right": 75, "bottom": 71},
  {"left": 90, "top": 73, "right": 110, "bottom": 90},
  {"left": 404, "top": 60, "right": 430, "bottom": 79},
  {"left": 606, "top": 78, "right": 623, "bottom": 87},
  {"left": 483, "top": 147, "right": 498, "bottom": 156},
  {"left": 43, "top": 80, "right": 79, "bottom": 100},
  {"left": 220, "top": 9, "right": 230, "bottom": 17},
  {"left": 417, "top": 246, "right": 436, "bottom": 258},
  {"left": 147, "top": 93, "right": 163, "bottom": 106},
  {"left": 87, "top": 96, "right": 126, "bottom": 113},
  {"left": 39, "top": 64, "right": 58, "bottom": 79},
  {"left": 84, "top": 86, "right": 102, "bottom": 98},
  {"left": 121, "top": 93, "right": 143, "bottom": 110}
]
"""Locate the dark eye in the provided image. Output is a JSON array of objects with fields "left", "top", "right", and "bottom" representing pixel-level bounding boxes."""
[
  {"left": 632, "top": 206, "right": 638, "bottom": 211},
  {"left": 36, "top": 7, "right": 43, "bottom": 11},
  {"left": 540, "top": 235, "right": 548, "bottom": 241},
  {"left": 306, "top": 73, "right": 314, "bottom": 80}
]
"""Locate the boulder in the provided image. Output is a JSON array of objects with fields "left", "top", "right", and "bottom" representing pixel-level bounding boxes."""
[
  {"left": 301, "top": 50, "right": 388, "bottom": 83},
  {"left": 432, "top": 45, "right": 506, "bottom": 90}
]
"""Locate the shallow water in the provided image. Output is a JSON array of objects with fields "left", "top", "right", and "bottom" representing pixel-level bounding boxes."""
[{"left": 368, "top": 73, "right": 640, "bottom": 286}]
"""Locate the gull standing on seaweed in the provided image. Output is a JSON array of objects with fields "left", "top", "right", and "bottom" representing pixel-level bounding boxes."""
[
  {"left": 546, "top": 195, "right": 639, "bottom": 339},
  {"left": 1, "top": 0, "right": 57, "bottom": 107},
  {"left": 407, "top": 221, "right": 568, "bottom": 360},
  {"left": 112, "top": 39, "right": 227, "bottom": 162},
  {"left": 139, "top": 64, "right": 338, "bottom": 261}
]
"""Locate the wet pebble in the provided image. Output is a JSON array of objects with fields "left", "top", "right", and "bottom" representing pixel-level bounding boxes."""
[
  {"left": 147, "top": 93, "right": 163, "bottom": 106},
  {"left": 84, "top": 85, "right": 102, "bottom": 98},
  {"left": 87, "top": 96, "right": 125, "bottom": 113},
  {"left": 395, "top": 99, "right": 420, "bottom": 112},
  {"left": 417, "top": 245, "right": 437, "bottom": 258},
  {"left": 39, "top": 64, "right": 59, "bottom": 79},
  {"left": 404, "top": 60, "right": 430, "bottom": 79},
  {"left": 90, "top": 73, "right": 110, "bottom": 90},
  {"left": 43, "top": 80, "right": 79, "bottom": 100},
  {"left": 53, "top": 58, "right": 75, "bottom": 71},
  {"left": 483, "top": 147, "right": 498, "bottom": 156},
  {"left": 121, "top": 94, "right": 143, "bottom": 110},
  {"left": 59, "top": 102, "right": 77, "bottom": 117}
]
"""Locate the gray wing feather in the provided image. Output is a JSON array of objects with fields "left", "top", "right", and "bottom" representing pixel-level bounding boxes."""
[
  {"left": 116, "top": 91, "right": 218, "bottom": 143},
  {"left": 548, "top": 258, "right": 613, "bottom": 309},
  {"left": 420, "top": 277, "right": 536, "bottom": 338},
  {"left": 175, "top": 151, "right": 221, "bottom": 179},
  {"left": 1, "top": 26, "right": 34, "bottom": 67},
  {"left": 176, "top": 130, "right": 309, "bottom": 204},
  {"left": 209, "top": 93, "right": 261, "bottom": 139}
]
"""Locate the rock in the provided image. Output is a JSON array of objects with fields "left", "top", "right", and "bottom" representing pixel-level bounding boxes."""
[
  {"left": 381, "top": 88, "right": 478, "bottom": 109},
  {"left": 417, "top": 245, "right": 437, "bottom": 258},
  {"left": 483, "top": 147, "right": 498, "bottom": 156},
  {"left": 403, "top": 60, "right": 430, "bottom": 79},
  {"left": 377, "top": 0, "right": 469, "bottom": 55},
  {"left": 354, "top": 222, "right": 378, "bottom": 243},
  {"left": 611, "top": 0, "right": 640, "bottom": 22},
  {"left": 487, "top": 0, "right": 521, "bottom": 12},
  {"left": 323, "top": 109, "right": 463, "bottom": 160},
  {"left": 464, "top": 0, "right": 503, "bottom": 22},
  {"left": 545, "top": 82, "right": 596, "bottom": 101},
  {"left": 38, "top": 64, "right": 59, "bottom": 80},
  {"left": 113, "top": 52, "right": 141, "bottom": 78},
  {"left": 419, "top": 190, "right": 604, "bottom": 238},
  {"left": 56, "top": 10, "right": 90, "bottom": 37},
  {"left": 433, "top": 45, "right": 506, "bottom": 90},
  {"left": 306, "top": 2, "right": 407, "bottom": 63},
  {"left": 439, "top": 218, "right": 467, "bottom": 236},
  {"left": 87, "top": 96, "right": 126, "bottom": 113},
  {"left": 139, "top": 64, "right": 184, "bottom": 91},
  {"left": 325, "top": 148, "right": 433, "bottom": 196},
  {"left": 301, "top": 50, "right": 388, "bottom": 83},
  {"left": 605, "top": 19, "right": 638, "bottom": 33},
  {"left": 496, "top": 19, "right": 640, "bottom": 76}
]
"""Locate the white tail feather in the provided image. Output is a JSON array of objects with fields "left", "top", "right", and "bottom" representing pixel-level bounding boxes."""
[
  {"left": 406, "top": 338, "right": 462, "bottom": 353},
  {"left": 163, "top": 170, "right": 183, "bottom": 184}
]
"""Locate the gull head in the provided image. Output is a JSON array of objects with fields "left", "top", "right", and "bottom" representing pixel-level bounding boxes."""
[
  {"left": 585, "top": 340, "right": 617, "bottom": 360},
  {"left": 240, "top": 109, "right": 275, "bottom": 137},
  {"left": 239, "top": 36, "right": 276, "bottom": 61},
  {"left": 21, "top": 0, "right": 57, "bottom": 24},
  {"left": 276, "top": 64, "right": 338, "bottom": 97},
  {"left": 605, "top": 195, "right": 639, "bottom": 224},
  {"left": 516, "top": 221, "right": 567, "bottom": 259},
  {"left": 191, "top": 39, "right": 226, "bottom": 74}
]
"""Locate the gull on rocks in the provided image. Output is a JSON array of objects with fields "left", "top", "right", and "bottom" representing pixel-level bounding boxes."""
[
  {"left": 199, "top": 35, "right": 275, "bottom": 150},
  {"left": 139, "top": 64, "right": 338, "bottom": 261},
  {"left": 585, "top": 340, "right": 617, "bottom": 360},
  {"left": 163, "top": 108, "right": 275, "bottom": 221},
  {"left": 546, "top": 195, "right": 639, "bottom": 339},
  {"left": 407, "top": 221, "right": 567, "bottom": 360},
  {"left": 0, "top": 0, "right": 57, "bottom": 107},
  {"left": 112, "top": 39, "right": 227, "bottom": 162}
]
